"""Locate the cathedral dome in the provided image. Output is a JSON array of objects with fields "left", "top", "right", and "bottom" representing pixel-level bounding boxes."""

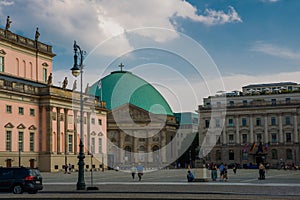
[{"left": 89, "top": 70, "right": 174, "bottom": 116}]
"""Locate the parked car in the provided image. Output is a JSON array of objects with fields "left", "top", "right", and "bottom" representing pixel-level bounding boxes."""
[{"left": 0, "top": 167, "right": 43, "bottom": 194}]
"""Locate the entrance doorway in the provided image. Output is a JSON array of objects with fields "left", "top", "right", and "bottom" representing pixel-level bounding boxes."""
[{"left": 6, "top": 159, "right": 12, "bottom": 167}]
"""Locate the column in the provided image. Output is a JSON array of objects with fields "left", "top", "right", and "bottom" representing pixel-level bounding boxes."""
[
  {"left": 64, "top": 108, "right": 69, "bottom": 155},
  {"left": 133, "top": 131, "right": 138, "bottom": 163},
  {"left": 250, "top": 114, "right": 254, "bottom": 143},
  {"left": 279, "top": 114, "right": 283, "bottom": 143},
  {"left": 87, "top": 112, "right": 91, "bottom": 153},
  {"left": 56, "top": 107, "right": 61, "bottom": 153},
  {"left": 147, "top": 131, "right": 151, "bottom": 163},
  {"left": 222, "top": 122, "right": 227, "bottom": 145},
  {"left": 235, "top": 115, "right": 240, "bottom": 144},
  {"left": 119, "top": 131, "right": 124, "bottom": 163},
  {"left": 264, "top": 114, "right": 269, "bottom": 143},
  {"left": 73, "top": 110, "right": 78, "bottom": 154},
  {"left": 294, "top": 113, "right": 299, "bottom": 143}
]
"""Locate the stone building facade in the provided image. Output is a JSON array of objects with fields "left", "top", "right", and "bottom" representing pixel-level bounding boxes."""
[{"left": 198, "top": 82, "right": 300, "bottom": 168}]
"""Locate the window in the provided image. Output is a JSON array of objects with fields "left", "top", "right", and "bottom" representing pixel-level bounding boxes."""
[
  {"left": 30, "top": 132, "right": 34, "bottom": 152},
  {"left": 18, "top": 107, "right": 24, "bottom": 115},
  {"left": 68, "top": 135, "right": 73, "bottom": 152},
  {"left": 243, "top": 100, "right": 248, "bottom": 106},
  {"left": 216, "top": 150, "right": 221, "bottom": 161},
  {"left": 91, "top": 118, "right": 95, "bottom": 125},
  {"left": 0, "top": 56, "right": 4, "bottom": 72},
  {"left": 30, "top": 108, "right": 35, "bottom": 116},
  {"left": 286, "top": 133, "right": 292, "bottom": 143},
  {"left": 215, "top": 118, "right": 220, "bottom": 128},
  {"left": 228, "top": 118, "right": 234, "bottom": 127},
  {"left": 256, "top": 134, "right": 262, "bottom": 142},
  {"left": 6, "top": 131, "right": 12, "bottom": 151},
  {"left": 271, "top": 133, "right": 277, "bottom": 143},
  {"left": 98, "top": 119, "right": 102, "bottom": 125},
  {"left": 285, "top": 116, "right": 291, "bottom": 125},
  {"left": 271, "top": 99, "right": 276, "bottom": 105},
  {"left": 286, "top": 98, "right": 291, "bottom": 104},
  {"left": 286, "top": 149, "right": 293, "bottom": 160},
  {"left": 18, "top": 132, "right": 24, "bottom": 151},
  {"left": 205, "top": 119, "right": 210, "bottom": 128},
  {"left": 271, "top": 149, "right": 278, "bottom": 159},
  {"left": 256, "top": 118, "right": 261, "bottom": 126},
  {"left": 91, "top": 138, "right": 95, "bottom": 154},
  {"left": 43, "top": 68, "right": 47, "bottom": 83},
  {"left": 271, "top": 117, "right": 276, "bottom": 126},
  {"left": 242, "top": 152, "right": 248, "bottom": 160},
  {"left": 229, "top": 101, "right": 234, "bottom": 107},
  {"left": 139, "top": 138, "right": 146, "bottom": 142},
  {"left": 98, "top": 138, "right": 102, "bottom": 153},
  {"left": 229, "top": 150, "right": 234, "bottom": 160},
  {"left": 84, "top": 117, "right": 87, "bottom": 124},
  {"left": 6, "top": 105, "right": 12, "bottom": 113},
  {"left": 216, "top": 102, "right": 221, "bottom": 107},
  {"left": 242, "top": 134, "right": 247, "bottom": 144},
  {"left": 242, "top": 118, "right": 247, "bottom": 126},
  {"left": 229, "top": 134, "right": 234, "bottom": 144}
]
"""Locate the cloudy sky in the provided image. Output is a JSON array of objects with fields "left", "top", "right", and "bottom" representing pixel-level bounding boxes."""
[{"left": 1, "top": 0, "right": 300, "bottom": 113}]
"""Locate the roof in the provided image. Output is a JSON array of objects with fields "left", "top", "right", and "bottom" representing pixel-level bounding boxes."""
[
  {"left": 89, "top": 71, "right": 173, "bottom": 116},
  {"left": 243, "top": 82, "right": 298, "bottom": 89}
]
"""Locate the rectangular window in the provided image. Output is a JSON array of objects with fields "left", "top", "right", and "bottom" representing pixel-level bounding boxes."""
[
  {"left": 18, "top": 107, "right": 24, "bottom": 115},
  {"left": 18, "top": 132, "right": 24, "bottom": 151},
  {"left": 242, "top": 152, "right": 248, "bottom": 160},
  {"left": 6, "top": 105, "right": 12, "bottom": 113},
  {"left": 286, "top": 98, "right": 291, "bottom": 104},
  {"left": 98, "top": 119, "right": 102, "bottom": 125},
  {"left": 30, "top": 132, "right": 34, "bottom": 152},
  {"left": 68, "top": 135, "right": 73, "bottom": 152},
  {"left": 91, "top": 118, "right": 95, "bottom": 125},
  {"left": 243, "top": 100, "right": 248, "bottom": 106},
  {"left": 271, "top": 133, "right": 277, "bottom": 143},
  {"left": 229, "top": 134, "right": 234, "bottom": 144},
  {"left": 271, "top": 99, "right": 276, "bottom": 105},
  {"left": 285, "top": 116, "right": 291, "bottom": 125},
  {"left": 242, "top": 118, "right": 247, "bottom": 126},
  {"left": 98, "top": 138, "right": 102, "bottom": 153},
  {"left": 215, "top": 118, "right": 220, "bottom": 128},
  {"left": 256, "top": 134, "right": 262, "bottom": 142},
  {"left": 30, "top": 108, "right": 35, "bottom": 116},
  {"left": 6, "top": 131, "right": 12, "bottom": 151},
  {"left": 271, "top": 117, "right": 276, "bottom": 126},
  {"left": 68, "top": 115, "right": 73, "bottom": 124},
  {"left": 0, "top": 56, "right": 4, "bottom": 72},
  {"left": 256, "top": 118, "right": 261, "bottom": 126},
  {"left": 286, "top": 133, "right": 292, "bottom": 143},
  {"left": 91, "top": 138, "right": 95, "bottom": 154},
  {"left": 216, "top": 102, "right": 221, "bottom": 107},
  {"left": 229, "top": 101, "right": 234, "bottom": 107},
  {"left": 228, "top": 118, "right": 234, "bottom": 127},
  {"left": 43, "top": 68, "right": 47, "bottom": 83},
  {"left": 242, "top": 134, "right": 247, "bottom": 144},
  {"left": 205, "top": 119, "right": 210, "bottom": 128}
]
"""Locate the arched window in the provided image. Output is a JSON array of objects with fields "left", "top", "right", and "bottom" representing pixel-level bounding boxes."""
[
  {"left": 271, "top": 149, "right": 278, "bottom": 160},
  {"left": 152, "top": 145, "right": 159, "bottom": 163},
  {"left": 124, "top": 146, "right": 131, "bottom": 163},
  {"left": 139, "top": 146, "right": 145, "bottom": 152},
  {"left": 286, "top": 149, "right": 293, "bottom": 160}
]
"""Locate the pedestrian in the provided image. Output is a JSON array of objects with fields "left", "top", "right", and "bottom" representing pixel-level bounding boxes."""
[
  {"left": 68, "top": 163, "right": 72, "bottom": 174},
  {"left": 187, "top": 170, "right": 195, "bottom": 182},
  {"left": 211, "top": 163, "right": 217, "bottom": 181},
  {"left": 223, "top": 164, "right": 228, "bottom": 182},
  {"left": 233, "top": 163, "right": 237, "bottom": 174},
  {"left": 258, "top": 163, "right": 265, "bottom": 180},
  {"left": 64, "top": 164, "right": 68, "bottom": 174},
  {"left": 219, "top": 162, "right": 225, "bottom": 181},
  {"left": 131, "top": 164, "right": 137, "bottom": 180},
  {"left": 137, "top": 163, "right": 143, "bottom": 181}
]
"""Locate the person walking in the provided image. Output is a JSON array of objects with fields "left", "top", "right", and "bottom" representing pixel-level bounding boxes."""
[
  {"left": 130, "top": 164, "right": 137, "bottom": 180},
  {"left": 64, "top": 164, "right": 68, "bottom": 174},
  {"left": 137, "top": 163, "right": 144, "bottom": 181},
  {"left": 211, "top": 163, "right": 217, "bottom": 181},
  {"left": 258, "top": 163, "right": 265, "bottom": 180},
  {"left": 219, "top": 162, "right": 225, "bottom": 181},
  {"left": 223, "top": 164, "right": 228, "bottom": 182},
  {"left": 68, "top": 163, "right": 72, "bottom": 174}
]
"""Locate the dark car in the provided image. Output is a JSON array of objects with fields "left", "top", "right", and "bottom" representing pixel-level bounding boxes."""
[{"left": 0, "top": 167, "right": 43, "bottom": 194}]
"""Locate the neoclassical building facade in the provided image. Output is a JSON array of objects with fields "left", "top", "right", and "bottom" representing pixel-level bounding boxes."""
[
  {"left": 198, "top": 82, "right": 300, "bottom": 167},
  {"left": 0, "top": 25, "right": 107, "bottom": 171}
]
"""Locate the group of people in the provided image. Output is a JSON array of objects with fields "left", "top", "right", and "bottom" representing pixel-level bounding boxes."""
[
  {"left": 64, "top": 163, "right": 72, "bottom": 174},
  {"left": 209, "top": 162, "right": 229, "bottom": 182},
  {"left": 130, "top": 163, "right": 144, "bottom": 181}
]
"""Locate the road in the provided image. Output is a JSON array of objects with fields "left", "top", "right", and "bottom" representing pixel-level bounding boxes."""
[{"left": 1, "top": 168, "right": 300, "bottom": 199}]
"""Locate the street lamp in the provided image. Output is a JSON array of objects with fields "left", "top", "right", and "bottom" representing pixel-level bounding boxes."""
[{"left": 70, "top": 40, "right": 86, "bottom": 190}]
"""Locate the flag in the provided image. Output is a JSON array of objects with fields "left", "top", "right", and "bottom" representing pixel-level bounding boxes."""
[
  {"left": 250, "top": 142, "right": 256, "bottom": 152},
  {"left": 243, "top": 143, "right": 248, "bottom": 153}
]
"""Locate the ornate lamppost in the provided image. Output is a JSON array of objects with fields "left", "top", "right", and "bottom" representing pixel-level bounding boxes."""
[{"left": 70, "top": 41, "right": 86, "bottom": 190}]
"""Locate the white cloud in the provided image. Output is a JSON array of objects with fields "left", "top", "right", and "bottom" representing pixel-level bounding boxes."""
[
  {"left": 1, "top": 0, "right": 242, "bottom": 56},
  {"left": 261, "top": 0, "right": 280, "bottom": 3},
  {"left": 0, "top": 0, "right": 13, "bottom": 6},
  {"left": 251, "top": 41, "right": 300, "bottom": 60}
]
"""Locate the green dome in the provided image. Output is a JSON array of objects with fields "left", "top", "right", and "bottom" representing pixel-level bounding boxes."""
[{"left": 89, "top": 71, "right": 174, "bottom": 116}]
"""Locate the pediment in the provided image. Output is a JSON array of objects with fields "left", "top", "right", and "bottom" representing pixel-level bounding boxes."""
[
  {"left": 4, "top": 122, "right": 14, "bottom": 128},
  {"left": 17, "top": 123, "right": 26, "bottom": 129},
  {"left": 91, "top": 131, "right": 96, "bottom": 136},
  {"left": 98, "top": 132, "right": 103, "bottom": 136},
  {"left": 0, "top": 49, "right": 7, "bottom": 55},
  {"left": 28, "top": 125, "right": 37, "bottom": 130}
]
